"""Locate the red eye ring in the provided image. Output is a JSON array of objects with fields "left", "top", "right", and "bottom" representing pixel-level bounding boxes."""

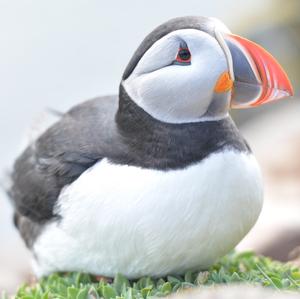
[{"left": 176, "top": 47, "right": 191, "bottom": 63}]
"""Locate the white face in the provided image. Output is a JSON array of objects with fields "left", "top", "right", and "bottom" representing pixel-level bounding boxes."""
[{"left": 123, "top": 29, "right": 230, "bottom": 124}]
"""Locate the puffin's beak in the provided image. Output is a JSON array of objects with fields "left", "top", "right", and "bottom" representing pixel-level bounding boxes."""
[{"left": 224, "top": 34, "right": 294, "bottom": 109}]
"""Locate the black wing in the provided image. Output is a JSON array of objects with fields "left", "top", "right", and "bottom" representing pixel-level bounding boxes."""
[{"left": 9, "top": 95, "right": 120, "bottom": 225}]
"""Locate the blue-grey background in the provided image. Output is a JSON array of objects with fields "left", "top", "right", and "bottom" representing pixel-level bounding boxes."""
[{"left": 1, "top": 0, "right": 299, "bottom": 293}]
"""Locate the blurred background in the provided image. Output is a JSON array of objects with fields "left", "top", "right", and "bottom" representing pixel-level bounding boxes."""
[{"left": 0, "top": 0, "right": 299, "bottom": 294}]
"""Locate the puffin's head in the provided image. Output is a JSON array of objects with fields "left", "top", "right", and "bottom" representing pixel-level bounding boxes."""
[{"left": 121, "top": 16, "right": 293, "bottom": 124}]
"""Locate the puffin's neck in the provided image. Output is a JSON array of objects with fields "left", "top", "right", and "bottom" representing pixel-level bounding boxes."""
[
  {"left": 117, "top": 84, "right": 230, "bottom": 134},
  {"left": 114, "top": 84, "right": 249, "bottom": 170},
  {"left": 116, "top": 84, "right": 159, "bottom": 134},
  {"left": 117, "top": 84, "right": 232, "bottom": 132}
]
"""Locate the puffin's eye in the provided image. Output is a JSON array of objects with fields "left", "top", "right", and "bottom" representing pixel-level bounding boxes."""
[{"left": 175, "top": 48, "right": 191, "bottom": 64}]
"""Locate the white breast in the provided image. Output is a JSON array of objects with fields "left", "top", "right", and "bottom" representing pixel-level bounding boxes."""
[{"left": 33, "top": 150, "right": 263, "bottom": 277}]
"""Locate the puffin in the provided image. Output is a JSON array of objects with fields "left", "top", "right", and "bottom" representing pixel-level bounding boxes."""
[{"left": 8, "top": 16, "right": 293, "bottom": 278}]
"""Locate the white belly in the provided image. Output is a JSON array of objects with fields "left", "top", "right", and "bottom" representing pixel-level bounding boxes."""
[{"left": 33, "top": 150, "right": 263, "bottom": 277}]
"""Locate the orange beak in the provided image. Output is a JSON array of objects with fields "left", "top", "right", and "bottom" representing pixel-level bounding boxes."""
[{"left": 224, "top": 34, "right": 294, "bottom": 109}]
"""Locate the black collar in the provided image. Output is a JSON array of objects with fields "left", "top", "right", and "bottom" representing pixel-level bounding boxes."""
[{"left": 114, "top": 85, "right": 250, "bottom": 170}]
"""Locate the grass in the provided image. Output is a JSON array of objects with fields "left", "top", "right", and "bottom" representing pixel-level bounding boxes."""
[{"left": 9, "top": 252, "right": 300, "bottom": 299}]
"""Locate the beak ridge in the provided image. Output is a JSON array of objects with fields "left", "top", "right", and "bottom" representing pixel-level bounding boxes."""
[{"left": 224, "top": 34, "right": 294, "bottom": 108}]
